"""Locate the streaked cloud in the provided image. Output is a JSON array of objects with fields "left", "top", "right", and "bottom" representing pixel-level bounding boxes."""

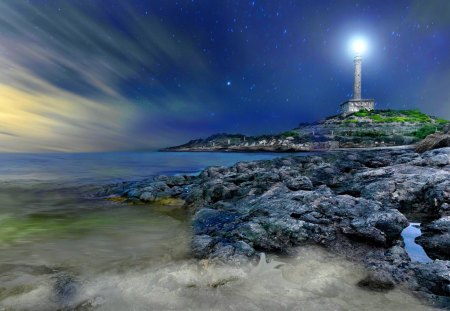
[{"left": 0, "top": 1, "right": 213, "bottom": 152}]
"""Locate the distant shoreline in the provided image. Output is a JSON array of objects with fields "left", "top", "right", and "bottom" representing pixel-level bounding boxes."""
[
  {"left": 161, "top": 110, "right": 447, "bottom": 154},
  {"left": 160, "top": 144, "right": 416, "bottom": 153}
]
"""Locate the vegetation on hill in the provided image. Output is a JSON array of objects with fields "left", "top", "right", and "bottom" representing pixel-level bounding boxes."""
[
  {"left": 166, "top": 109, "right": 449, "bottom": 151},
  {"left": 280, "top": 131, "right": 299, "bottom": 138},
  {"left": 350, "top": 109, "right": 448, "bottom": 124},
  {"left": 411, "top": 124, "right": 445, "bottom": 139}
]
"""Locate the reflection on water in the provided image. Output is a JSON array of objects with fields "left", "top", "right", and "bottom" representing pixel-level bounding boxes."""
[{"left": 0, "top": 152, "right": 438, "bottom": 310}]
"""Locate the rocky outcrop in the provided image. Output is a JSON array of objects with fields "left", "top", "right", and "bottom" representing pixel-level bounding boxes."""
[
  {"left": 414, "top": 260, "right": 450, "bottom": 297},
  {"left": 416, "top": 124, "right": 450, "bottom": 153},
  {"left": 101, "top": 147, "right": 450, "bottom": 307},
  {"left": 417, "top": 217, "right": 450, "bottom": 260},
  {"left": 191, "top": 185, "right": 408, "bottom": 261}
]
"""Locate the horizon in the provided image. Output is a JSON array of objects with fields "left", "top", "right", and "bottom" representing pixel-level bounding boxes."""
[{"left": 0, "top": 0, "right": 449, "bottom": 152}]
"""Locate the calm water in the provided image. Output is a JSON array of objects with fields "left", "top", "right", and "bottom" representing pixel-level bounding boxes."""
[
  {"left": 0, "top": 151, "right": 436, "bottom": 310},
  {"left": 401, "top": 223, "right": 433, "bottom": 263}
]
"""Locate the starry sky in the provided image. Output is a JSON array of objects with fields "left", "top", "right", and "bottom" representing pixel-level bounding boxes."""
[{"left": 0, "top": 0, "right": 449, "bottom": 152}]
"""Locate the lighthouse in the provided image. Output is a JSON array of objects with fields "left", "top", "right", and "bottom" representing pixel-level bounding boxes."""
[{"left": 340, "top": 38, "right": 374, "bottom": 116}]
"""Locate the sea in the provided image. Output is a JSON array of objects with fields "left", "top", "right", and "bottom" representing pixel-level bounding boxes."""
[{"left": 0, "top": 151, "right": 436, "bottom": 310}]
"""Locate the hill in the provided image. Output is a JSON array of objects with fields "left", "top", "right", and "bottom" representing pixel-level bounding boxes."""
[{"left": 162, "top": 109, "right": 449, "bottom": 152}]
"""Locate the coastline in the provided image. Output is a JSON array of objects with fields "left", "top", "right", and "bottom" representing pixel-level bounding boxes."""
[
  {"left": 160, "top": 144, "right": 416, "bottom": 153},
  {"left": 160, "top": 110, "right": 448, "bottom": 155},
  {"left": 104, "top": 146, "right": 450, "bottom": 308}
]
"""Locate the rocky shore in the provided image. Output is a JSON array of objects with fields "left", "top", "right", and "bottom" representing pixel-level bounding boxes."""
[{"left": 102, "top": 147, "right": 450, "bottom": 308}]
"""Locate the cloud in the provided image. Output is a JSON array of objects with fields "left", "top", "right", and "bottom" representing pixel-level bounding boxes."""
[
  {"left": 0, "top": 78, "right": 137, "bottom": 152},
  {"left": 0, "top": 1, "right": 213, "bottom": 152}
]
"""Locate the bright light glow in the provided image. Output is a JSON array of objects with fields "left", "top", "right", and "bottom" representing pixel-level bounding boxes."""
[{"left": 350, "top": 37, "right": 368, "bottom": 55}]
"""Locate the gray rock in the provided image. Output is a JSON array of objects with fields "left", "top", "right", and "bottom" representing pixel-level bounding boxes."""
[
  {"left": 414, "top": 260, "right": 450, "bottom": 296},
  {"left": 191, "top": 235, "right": 216, "bottom": 258},
  {"left": 284, "top": 175, "right": 313, "bottom": 191},
  {"left": 417, "top": 217, "right": 450, "bottom": 260},
  {"left": 357, "top": 270, "right": 396, "bottom": 291},
  {"left": 53, "top": 272, "right": 79, "bottom": 308},
  {"left": 416, "top": 126, "right": 450, "bottom": 153}
]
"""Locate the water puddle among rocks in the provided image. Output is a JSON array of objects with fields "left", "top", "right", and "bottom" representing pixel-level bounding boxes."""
[{"left": 401, "top": 223, "right": 433, "bottom": 263}]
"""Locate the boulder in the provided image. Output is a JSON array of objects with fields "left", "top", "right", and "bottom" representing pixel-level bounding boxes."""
[
  {"left": 414, "top": 260, "right": 450, "bottom": 296},
  {"left": 357, "top": 270, "right": 396, "bottom": 291},
  {"left": 416, "top": 125, "right": 450, "bottom": 153},
  {"left": 417, "top": 216, "right": 450, "bottom": 260}
]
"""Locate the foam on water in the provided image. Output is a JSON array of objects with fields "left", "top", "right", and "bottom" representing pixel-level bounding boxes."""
[{"left": 0, "top": 247, "right": 437, "bottom": 311}]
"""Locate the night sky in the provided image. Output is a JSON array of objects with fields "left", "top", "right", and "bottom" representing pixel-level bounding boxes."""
[{"left": 0, "top": 0, "right": 449, "bottom": 152}]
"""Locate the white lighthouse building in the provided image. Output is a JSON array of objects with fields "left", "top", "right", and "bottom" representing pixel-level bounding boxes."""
[{"left": 340, "top": 39, "right": 374, "bottom": 115}]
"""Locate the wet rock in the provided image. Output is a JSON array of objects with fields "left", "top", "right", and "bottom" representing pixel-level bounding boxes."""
[
  {"left": 357, "top": 270, "right": 395, "bottom": 291},
  {"left": 53, "top": 272, "right": 79, "bottom": 307},
  {"left": 191, "top": 186, "right": 408, "bottom": 258},
  {"left": 425, "top": 180, "right": 450, "bottom": 215},
  {"left": 414, "top": 260, "right": 450, "bottom": 297},
  {"left": 101, "top": 147, "right": 450, "bottom": 304},
  {"left": 74, "top": 296, "right": 106, "bottom": 311},
  {"left": 284, "top": 176, "right": 313, "bottom": 191},
  {"left": 202, "top": 180, "right": 239, "bottom": 203},
  {"left": 191, "top": 235, "right": 216, "bottom": 258},
  {"left": 417, "top": 216, "right": 450, "bottom": 260},
  {"left": 193, "top": 208, "right": 241, "bottom": 236},
  {"left": 422, "top": 149, "right": 450, "bottom": 167},
  {"left": 140, "top": 192, "right": 156, "bottom": 202},
  {"left": 200, "top": 166, "right": 230, "bottom": 179}
]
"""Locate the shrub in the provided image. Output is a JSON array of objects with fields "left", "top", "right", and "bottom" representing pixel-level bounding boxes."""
[
  {"left": 353, "top": 110, "right": 370, "bottom": 117},
  {"left": 351, "top": 109, "right": 437, "bottom": 123},
  {"left": 410, "top": 125, "right": 440, "bottom": 139},
  {"left": 436, "top": 118, "right": 449, "bottom": 125},
  {"left": 280, "top": 131, "right": 299, "bottom": 138}
]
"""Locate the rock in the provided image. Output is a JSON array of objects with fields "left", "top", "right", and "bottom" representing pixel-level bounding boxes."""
[
  {"left": 191, "top": 235, "right": 216, "bottom": 258},
  {"left": 202, "top": 180, "right": 239, "bottom": 203},
  {"left": 53, "top": 273, "right": 79, "bottom": 307},
  {"left": 340, "top": 200, "right": 408, "bottom": 246},
  {"left": 140, "top": 191, "right": 155, "bottom": 202},
  {"left": 102, "top": 146, "right": 450, "bottom": 304},
  {"left": 74, "top": 296, "right": 106, "bottom": 310},
  {"left": 425, "top": 180, "right": 450, "bottom": 215},
  {"left": 191, "top": 187, "right": 407, "bottom": 259},
  {"left": 422, "top": 148, "right": 450, "bottom": 167},
  {"left": 193, "top": 208, "right": 240, "bottom": 236},
  {"left": 414, "top": 260, "right": 450, "bottom": 296},
  {"left": 416, "top": 125, "right": 450, "bottom": 153},
  {"left": 284, "top": 175, "right": 313, "bottom": 191},
  {"left": 357, "top": 270, "right": 396, "bottom": 291},
  {"left": 417, "top": 217, "right": 450, "bottom": 260}
]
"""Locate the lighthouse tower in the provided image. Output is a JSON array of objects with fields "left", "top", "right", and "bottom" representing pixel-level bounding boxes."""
[{"left": 340, "top": 39, "right": 374, "bottom": 116}]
